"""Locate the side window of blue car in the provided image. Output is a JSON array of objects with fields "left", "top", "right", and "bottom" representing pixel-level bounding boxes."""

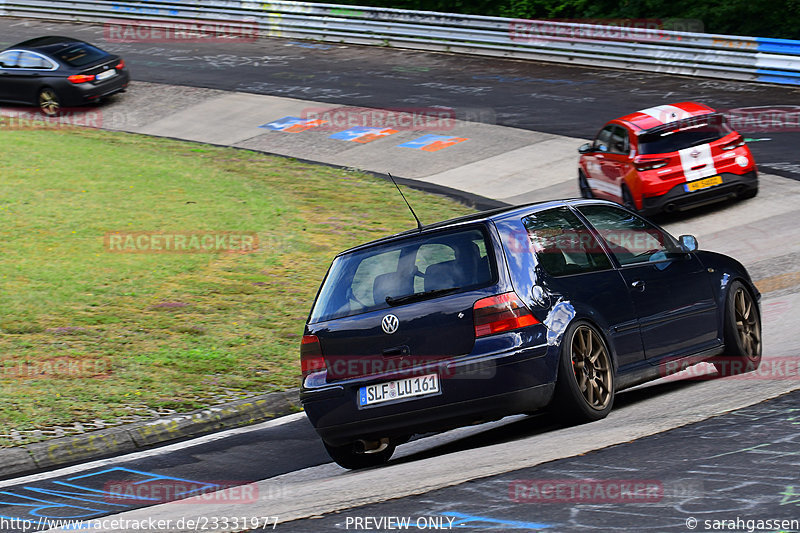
[
  {"left": 578, "top": 205, "right": 681, "bottom": 265},
  {"left": 523, "top": 207, "right": 612, "bottom": 277}
]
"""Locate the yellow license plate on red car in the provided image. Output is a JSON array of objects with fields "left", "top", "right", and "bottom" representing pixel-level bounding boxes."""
[{"left": 685, "top": 175, "right": 723, "bottom": 192}]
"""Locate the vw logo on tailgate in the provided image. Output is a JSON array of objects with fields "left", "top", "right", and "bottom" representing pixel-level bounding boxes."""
[{"left": 381, "top": 314, "right": 399, "bottom": 334}]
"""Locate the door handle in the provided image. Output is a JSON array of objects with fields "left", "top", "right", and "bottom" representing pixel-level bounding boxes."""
[{"left": 631, "top": 280, "right": 645, "bottom": 292}]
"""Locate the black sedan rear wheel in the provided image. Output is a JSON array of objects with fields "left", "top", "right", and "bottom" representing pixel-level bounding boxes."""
[
  {"left": 324, "top": 440, "right": 396, "bottom": 470},
  {"left": 715, "top": 281, "right": 762, "bottom": 376},
  {"left": 38, "top": 87, "right": 61, "bottom": 117},
  {"left": 552, "top": 320, "right": 615, "bottom": 423}
]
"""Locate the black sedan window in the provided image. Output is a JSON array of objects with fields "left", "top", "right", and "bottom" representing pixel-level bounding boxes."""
[
  {"left": 0, "top": 51, "right": 20, "bottom": 68},
  {"left": 523, "top": 207, "right": 612, "bottom": 276},
  {"left": 578, "top": 205, "right": 681, "bottom": 265},
  {"left": 54, "top": 43, "right": 108, "bottom": 67},
  {"left": 17, "top": 52, "right": 53, "bottom": 69}
]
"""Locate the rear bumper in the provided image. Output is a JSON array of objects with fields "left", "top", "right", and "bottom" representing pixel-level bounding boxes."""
[
  {"left": 641, "top": 170, "right": 758, "bottom": 215},
  {"left": 301, "top": 341, "right": 557, "bottom": 446},
  {"left": 62, "top": 70, "right": 130, "bottom": 105}
]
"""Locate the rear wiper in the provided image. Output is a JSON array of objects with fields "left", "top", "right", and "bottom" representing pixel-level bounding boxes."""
[{"left": 385, "top": 287, "right": 459, "bottom": 306}]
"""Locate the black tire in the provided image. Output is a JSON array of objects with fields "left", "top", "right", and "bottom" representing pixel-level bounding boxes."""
[
  {"left": 578, "top": 171, "right": 593, "bottom": 199},
  {"left": 38, "top": 87, "right": 61, "bottom": 117},
  {"left": 714, "top": 281, "right": 762, "bottom": 377},
  {"left": 324, "top": 440, "right": 396, "bottom": 470},
  {"left": 551, "top": 320, "right": 615, "bottom": 423},
  {"left": 621, "top": 185, "right": 638, "bottom": 212}
]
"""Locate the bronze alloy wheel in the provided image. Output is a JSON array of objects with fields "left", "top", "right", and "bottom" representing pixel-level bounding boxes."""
[
  {"left": 39, "top": 88, "right": 61, "bottom": 117},
  {"left": 733, "top": 286, "right": 761, "bottom": 357},
  {"left": 716, "top": 281, "right": 762, "bottom": 376},
  {"left": 570, "top": 325, "right": 613, "bottom": 410}
]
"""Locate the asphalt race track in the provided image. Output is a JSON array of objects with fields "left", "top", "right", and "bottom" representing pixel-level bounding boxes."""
[
  {"left": 2, "top": 18, "right": 800, "bottom": 181},
  {"left": 1, "top": 16, "right": 799, "bottom": 533}
]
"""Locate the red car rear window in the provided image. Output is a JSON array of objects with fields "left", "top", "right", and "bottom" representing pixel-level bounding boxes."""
[{"left": 638, "top": 115, "right": 733, "bottom": 155}]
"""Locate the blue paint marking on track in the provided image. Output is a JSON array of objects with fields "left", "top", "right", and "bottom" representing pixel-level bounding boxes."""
[
  {"left": 329, "top": 127, "right": 396, "bottom": 142},
  {"left": 260, "top": 116, "right": 308, "bottom": 130},
  {"left": 0, "top": 468, "right": 216, "bottom": 521},
  {"left": 442, "top": 511, "right": 554, "bottom": 530}
]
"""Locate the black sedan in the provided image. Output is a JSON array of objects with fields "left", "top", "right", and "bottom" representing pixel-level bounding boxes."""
[
  {"left": 0, "top": 36, "right": 129, "bottom": 116},
  {"left": 301, "top": 199, "right": 762, "bottom": 469}
]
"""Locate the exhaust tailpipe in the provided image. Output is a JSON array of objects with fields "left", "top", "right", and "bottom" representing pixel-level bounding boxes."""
[{"left": 355, "top": 438, "right": 390, "bottom": 454}]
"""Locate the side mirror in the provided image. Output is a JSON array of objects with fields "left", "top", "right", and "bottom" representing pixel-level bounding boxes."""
[
  {"left": 578, "top": 142, "right": 593, "bottom": 154},
  {"left": 679, "top": 235, "right": 698, "bottom": 252}
]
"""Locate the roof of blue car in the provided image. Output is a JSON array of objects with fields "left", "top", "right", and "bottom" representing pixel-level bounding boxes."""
[{"left": 337, "top": 198, "right": 611, "bottom": 256}]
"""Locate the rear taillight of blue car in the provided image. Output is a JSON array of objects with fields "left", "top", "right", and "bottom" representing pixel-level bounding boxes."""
[
  {"left": 301, "top": 335, "right": 325, "bottom": 380},
  {"left": 473, "top": 292, "right": 539, "bottom": 337}
]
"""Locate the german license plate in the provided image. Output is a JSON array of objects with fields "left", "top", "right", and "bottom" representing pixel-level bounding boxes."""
[
  {"left": 358, "top": 374, "right": 439, "bottom": 407},
  {"left": 685, "top": 175, "right": 722, "bottom": 192},
  {"left": 96, "top": 69, "right": 116, "bottom": 81}
]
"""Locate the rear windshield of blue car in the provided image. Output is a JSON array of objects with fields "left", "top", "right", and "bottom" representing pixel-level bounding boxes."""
[
  {"left": 54, "top": 43, "right": 109, "bottom": 67},
  {"left": 638, "top": 114, "right": 733, "bottom": 154},
  {"left": 309, "top": 226, "right": 496, "bottom": 323}
]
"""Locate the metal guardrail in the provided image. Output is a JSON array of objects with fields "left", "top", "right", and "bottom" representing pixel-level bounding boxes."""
[{"left": 2, "top": 0, "right": 800, "bottom": 85}]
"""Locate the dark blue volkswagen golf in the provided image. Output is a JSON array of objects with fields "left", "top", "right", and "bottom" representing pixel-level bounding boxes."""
[{"left": 301, "top": 199, "right": 762, "bottom": 469}]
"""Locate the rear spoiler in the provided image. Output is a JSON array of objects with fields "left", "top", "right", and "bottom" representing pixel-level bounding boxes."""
[{"left": 638, "top": 112, "right": 727, "bottom": 137}]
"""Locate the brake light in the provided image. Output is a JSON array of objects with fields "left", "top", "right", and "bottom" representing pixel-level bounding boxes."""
[
  {"left": 634, "top": 157, "right": 668, "bottom": 172},
  {"left": 67, "top": 74, "right": 95, "bottom": 84},
  {"left": 722, "top": 135, "right": 745, "bottom": 150},
  {"left": 116, "top": 59, "right": 125, "bottom": 70},
  {"left": 301, "top": 335, "right": 326, "bottom": 377},
  {"left": 473, "top": 292, "right": 539, "bottom": 337}
]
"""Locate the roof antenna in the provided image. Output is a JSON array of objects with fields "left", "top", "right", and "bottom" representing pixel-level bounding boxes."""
[{"left": 388, "top": 173, "right": 423, "bottom": 231}]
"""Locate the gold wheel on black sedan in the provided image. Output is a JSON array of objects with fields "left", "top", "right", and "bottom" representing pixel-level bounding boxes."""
[{"left": 39, "top": 88, "right": 61, "bottom": 117}]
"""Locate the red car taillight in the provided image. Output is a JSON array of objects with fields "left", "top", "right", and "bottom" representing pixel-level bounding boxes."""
[
  {"left": 633, "top": 157, "right": 669, "bottom": 172},
  {"left": 473, "top": 292, "right": 539, "bottom": 338},
  {"left": 722, "top": 134, "right": 745, "bottom": 150},
  {"left": 116, "top": 59, "right": 126, "bottom": 70},
  {"left": 301, "top": 335, "right": 326, "bottom": 377},
  {"left": 68, "top": 74, "right": 95, "bottom": 84}
]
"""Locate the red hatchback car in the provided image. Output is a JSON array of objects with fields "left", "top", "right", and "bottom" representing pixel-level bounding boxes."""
[{"left": 578, "top": 102, "right": 758, "bottom": 215}]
